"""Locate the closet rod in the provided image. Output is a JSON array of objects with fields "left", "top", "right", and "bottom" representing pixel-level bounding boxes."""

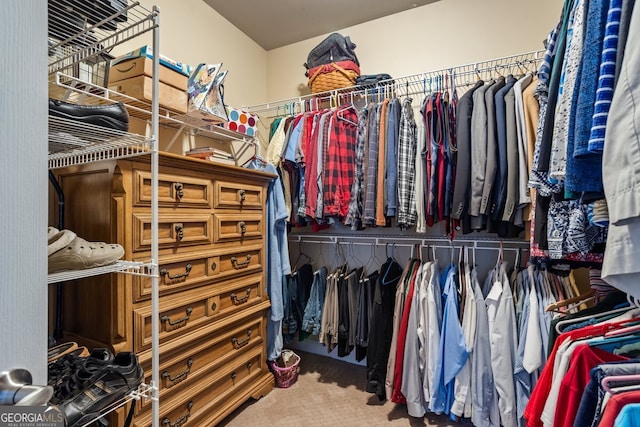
[
  {"left": 246, "top": 49, "right": 543, "bottom": 115},
  {"left": 326, "top": 240, "right": 525, "bottom": 254},
  {"left": 288, "top": 234, "right": 529, "bottom": 250}
]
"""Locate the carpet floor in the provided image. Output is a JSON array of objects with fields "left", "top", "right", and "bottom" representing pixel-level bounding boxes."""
[{"left": 218, "top": 350, "right": 458, "bottom": 427}]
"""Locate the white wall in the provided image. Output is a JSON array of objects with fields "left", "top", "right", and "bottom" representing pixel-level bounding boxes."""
[
  {"left": 265, "top": 0, "right": 561, "bottom": 101},
  {"left": 125, "top": 0, "right": 268, "bottom": 109},
  {"left": 1, "top": 0, "right": 48, "bottom": 384}
]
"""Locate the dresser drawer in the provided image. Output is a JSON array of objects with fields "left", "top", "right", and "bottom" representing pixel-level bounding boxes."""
[
  {"left": 132, "top": 212, "right": 213, "bottom": 253},
  {"left": 137, "top": 312, "right": 266, "bottom": 413},
  {"left": 210, "top": 244, "right": 263, "bottom": 281},
  {"left": 133, "top": 254, "right": 212, "bottom": 302},
  {"left": 133, "top": 169, "right": 213, "bottom": 209},
  {"left": 213, "top": 213, "right": 263, "bottom": 243},
  {"left": 134, "top": 347, "right": 265, "bottom": 427},
  {"left": 214, "top": 180, "right": 264, "bottom": 210},
  {"left": 133, "top": 274, "right": 265, "bottom": 352}
]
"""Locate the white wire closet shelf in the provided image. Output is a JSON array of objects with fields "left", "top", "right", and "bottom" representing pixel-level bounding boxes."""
[
  {"left": 47, "top": 260, "right": 155, "bottom": 285},
  {"left": 48, "top": 1, "right": 155, "bottom": 77},
  {"left": 47, "top": 2, "right": 161, "bottom": 426},
  {"left": 49, "top": 72, "right": 254, "bottom": 163},
  {"left": 246, "top": 49, "right": 544, "bottom": 116}
]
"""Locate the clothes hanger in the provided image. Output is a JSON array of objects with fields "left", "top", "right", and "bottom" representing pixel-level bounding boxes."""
[
  {"left": 601, "top": 373, "right": 640, "bottom": 394},
  {"left": 381, "top": 243, "right": 402, "bottom": 286},
  {"left": 555, "top": 305, "right": 635, "bottom": 334},
  {"left": 291, "top": 240, "right": 312, "bottom": 273},
  {"left": 545, "top": 291, "right": 597, "bottom": 314}
]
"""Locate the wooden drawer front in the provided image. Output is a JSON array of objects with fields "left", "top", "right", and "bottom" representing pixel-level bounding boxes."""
[
  {"left": 210, "top": 245, "right": 263, "bottom": 281},
  {"left": 132, "top": 213, "right": 212, "bottom": 252},
  {"left": 214, "top": 180, "right": 263, "bottom": 210},
  {"left": 133, "top": 254, "right": 213, "bottom": 302},
  {"left": 137, "top": 313, "right": 265, "bottom": 413},
  {"left": 134, "top": 275, "right": 265, "bottom": 352},
  {"left": 213, "top": 213, "right": 263, "bottom": 243},
  {"left": 134, "top": 347, "right": 264, "bottom": 427},
  {"left": 133, "top": 169, "right": 213, "bottom": 208}
]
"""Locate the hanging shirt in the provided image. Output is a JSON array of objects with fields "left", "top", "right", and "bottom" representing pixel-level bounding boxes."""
[
  {"left": 430, "top": 264, "right": 468, "bottom": 416},
  {"left": 364, "top": 103, "right": 380, "bottom": 226},
  {"left": 513, "top": 73, "right": 534, "bottom": 207},
  {"left": 385, "top": 98, "right": 400, "bottom": 218},
  {"left": 397, "top": 98, "right": 418, "bottom": 229},
  {"left": 345, "top": 106, "right": 369, "bottom": 230},
  {"left": 376, "top": 99, "right": 390, "bottom": 226},
  {"left": 486, "top": 262, "right": 518, "bottom": 427}
]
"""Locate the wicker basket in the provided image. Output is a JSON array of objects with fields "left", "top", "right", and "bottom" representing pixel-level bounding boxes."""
[
  {"left": 307, "top": 61, "right": 360, "bottom": 94},
  {"left": 268, "top": 350, "right": 301, "bottom": 388}
]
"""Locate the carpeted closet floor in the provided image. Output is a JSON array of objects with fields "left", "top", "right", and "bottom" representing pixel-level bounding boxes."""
[{"left": 219, "top": 350, "right": 458, "bottom": 427}]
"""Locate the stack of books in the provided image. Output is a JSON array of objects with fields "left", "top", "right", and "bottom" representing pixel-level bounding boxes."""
[{"left": 185, "top": 146, "right": 235, "bottom": 165}]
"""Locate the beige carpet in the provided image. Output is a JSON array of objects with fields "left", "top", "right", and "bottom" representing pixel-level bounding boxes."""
[{"left": 219, "top": 350, "right": 458, "bottom": 427}]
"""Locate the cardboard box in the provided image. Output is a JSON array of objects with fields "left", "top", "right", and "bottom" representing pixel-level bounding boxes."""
[
  {"left": 109, "top": 46, "right": 191, "bottom": 91},
  {"left": 108, "top": 75, "right": 187, "bottom": 113},
  {"left": 109, "top": 56, "right": 188, "bottom": 91}
]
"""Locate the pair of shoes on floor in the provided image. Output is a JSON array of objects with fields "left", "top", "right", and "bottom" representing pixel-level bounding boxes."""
[
  {"left": 48, "top": 349, "right": 143, "bottom": 427},
  {"left": 49, "top": 99, "right": 129, "bottom": 133},
  {"left": 48, "top": 227, "right": 125, "bottom": 273},
  {"left": 48, "top": 341, "right": 90, "bottom": 364},
  {"left": 0, "top": 368, "right": 54, "bottom": 406}
]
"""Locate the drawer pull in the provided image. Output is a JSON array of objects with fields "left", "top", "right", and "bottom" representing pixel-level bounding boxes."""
[
  {"left": 247, "top": 361, "right": 253, "bottom": 370},
  {"left": 174, "top": 223, "right": 184, "bottom": 241},
  {"left": 211, "top": 261, "right": 217, "bottom": 271},
  {"left": 230, "top": 288, "right": 251, "bottom": 305},
  {"left": 162, "top": 400, "right": 193, "bottom": 427},
  {"left": 161, "top": 307, "right": 192, "bottom": 328},
  {"left": 231, "top": 372, "right": 237, "bottom": 380},
  {"left": 160, "top": 264, "right": 192, "bottom": 280},
  {"left": 231, "top": 328, "right": 252, "bottom": 349},
  {"left": 174, "top": 182, "right": 184, "bottom": 200},
  {"left": 162, "top": 358, "right": 193, "bottom": 387},
  {"left": 211, "top": 301, "right": 217, "bottom": 311},
  {"left": 238, "top": 189, "right": 246, "bottom": 202},
  {"left": 238, "top": 221, "right": 246, "bottom": 235},
  {"left": 230, "top": 254, "right": 252, "bottom": 269}
]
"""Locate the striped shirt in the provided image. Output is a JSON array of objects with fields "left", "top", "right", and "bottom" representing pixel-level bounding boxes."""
[{"left": 588, "top": 0, "right": 622, "bottom": 153}]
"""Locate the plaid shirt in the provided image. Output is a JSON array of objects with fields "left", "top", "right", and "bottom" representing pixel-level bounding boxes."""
[
  {"left": 323, "top": 106, "right": 358, "bottom": 219},
  {"left": 397, "top": 98, "right": 418, "bottom": 229},
  {"left": 345, "top": 106, "right": 369, "bottom": 229},
  {"left": 364, "top": 104, "right": 381, "bottom": 226}
]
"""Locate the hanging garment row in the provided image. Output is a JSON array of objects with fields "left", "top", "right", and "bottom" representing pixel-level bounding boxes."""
[
  {"left": 266, "top": 69, "right": 543, "bottom": 240},
  {"left": 282, "top": 239, "right": 603, "bottom": 426},
  {"left": 525, "top": 0, "right": 627, "bottom": 266}
]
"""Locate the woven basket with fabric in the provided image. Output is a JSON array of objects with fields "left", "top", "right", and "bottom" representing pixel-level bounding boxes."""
[
  {"left": 307, "top": 60, "right": 360, "bottom": 93},
  {"left": 267, "top": 350, "right": 301, "bottom": 388}
]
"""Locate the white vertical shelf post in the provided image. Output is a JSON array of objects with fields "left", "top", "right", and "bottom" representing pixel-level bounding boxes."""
[{"left": 151, "top": 6, "right": 161, "bottom": 427}]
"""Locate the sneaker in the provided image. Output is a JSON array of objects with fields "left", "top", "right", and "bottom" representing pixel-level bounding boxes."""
[{"left": 57, "top": 352, "right": 143, "bottom": 427}]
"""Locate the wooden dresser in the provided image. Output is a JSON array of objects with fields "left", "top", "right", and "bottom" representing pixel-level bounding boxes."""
[{"left": 50, "top": 152, "right": 275, "bottom": 426}]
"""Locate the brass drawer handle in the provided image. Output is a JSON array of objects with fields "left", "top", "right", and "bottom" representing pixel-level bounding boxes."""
[
  {"left": 162, "top": 400, "right": 193, "bottom": 427},
  {"left": 238, "top": 221, "right": 246, "bottom": 235},
  {"left": 174, "top": 182, "right": 184, "bottom": 200},
  {"left": 160, "top": 264, "right": 192, "bottom": 280},
  {"left": 231, "top": 372, "right": 237, "bottom": 380},
  {"left": 238, "top": 189, "right": 246, "bottom": 202},
  {"left": 174, "top": 223, "right": 184, "bottom": 241},
  {"left": 230, "top": 288, "right": 251, "bottom": 305},
  {"left": 161, "top": 307, "right": 192, "bottom": 328},
  {"left": 162, "top": 358, "right": 193, "bottom": 387},
  {"left": 230, "top": 254, "right": 252, "bottom": 269},
  {"left": 231, "top": 328, "right": 252, "bottom": 349}
]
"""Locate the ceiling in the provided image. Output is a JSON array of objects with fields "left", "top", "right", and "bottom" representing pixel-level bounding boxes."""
[{"left": 203, "top": 0, "right": 440, "bottom": 51}]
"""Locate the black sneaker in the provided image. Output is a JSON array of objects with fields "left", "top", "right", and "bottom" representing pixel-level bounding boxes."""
[
  {"left": 49, "top": 99, "right": 129, "bottom": 132},
  {"left": 58, "top": 352, "right": 143, "bottom": 427}
]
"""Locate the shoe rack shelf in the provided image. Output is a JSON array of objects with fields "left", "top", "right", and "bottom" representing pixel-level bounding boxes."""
[
  {"left": 47, "top": 1, "right": 161, "bottom": 426},
  {"left": 49, "top": 71, "right": 255, "bottom": 166},
  {"left": 47, "top": 260, "right": 152, "bottom": 285}
]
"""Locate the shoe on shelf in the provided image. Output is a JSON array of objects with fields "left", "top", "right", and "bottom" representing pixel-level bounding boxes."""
[
  {"left": 48, "top": 341, "right": 79, "bottom": 363},
  {"left": 49, "top": 99, "right": 129, "bottom": 133},
  {"left": 48, "top": 228, "right": 125, "bottom": 273},
  {"left": 57, "top": 352, "right": 143, "bottom": 427}
]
